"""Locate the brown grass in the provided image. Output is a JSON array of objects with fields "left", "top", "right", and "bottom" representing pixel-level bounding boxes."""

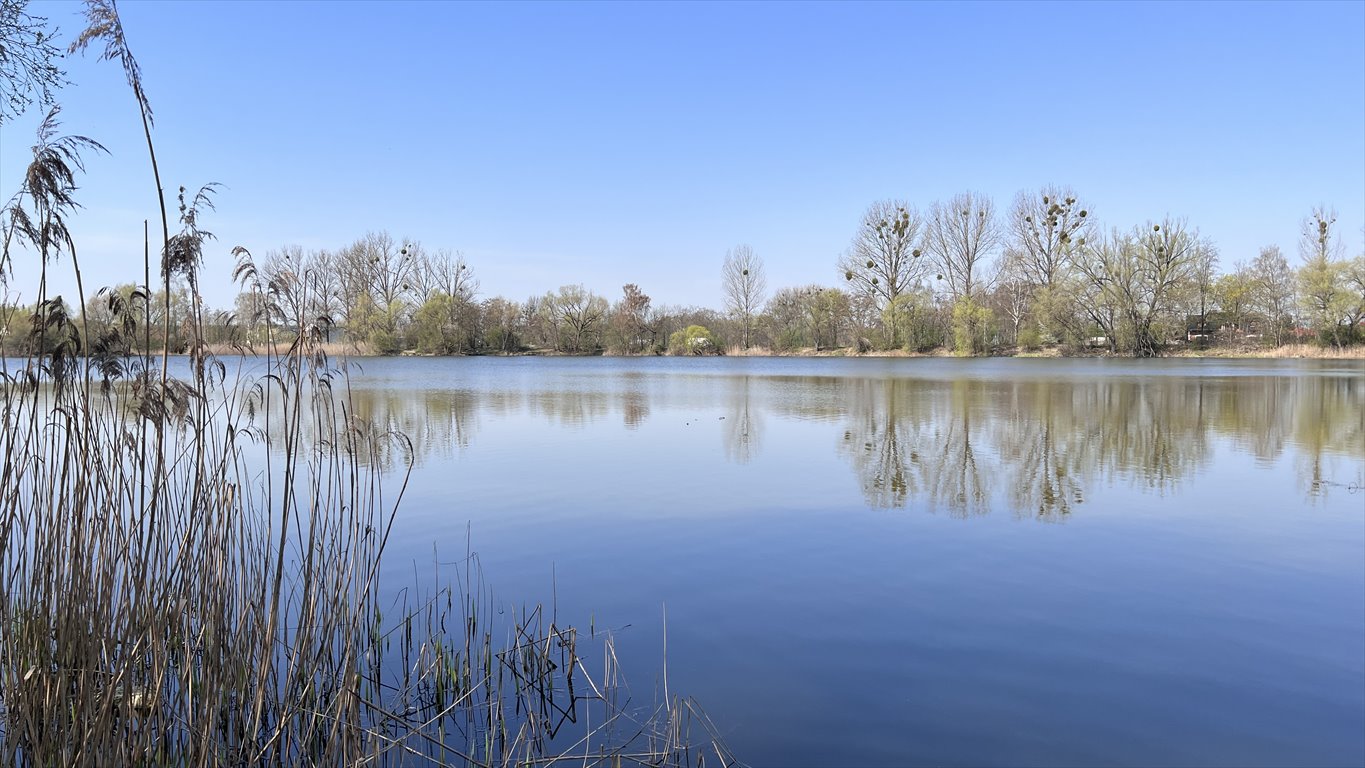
[
  {"left": 199, "top": 340, "right": 376, "bottom": 357},
  {"left": 1167, "top": 344, "right": 1365, "bottom": 359}
]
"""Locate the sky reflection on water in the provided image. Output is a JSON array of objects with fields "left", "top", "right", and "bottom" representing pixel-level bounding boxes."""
[{"left": 260, "top": 357, "right": 1363, "bottom": 766}]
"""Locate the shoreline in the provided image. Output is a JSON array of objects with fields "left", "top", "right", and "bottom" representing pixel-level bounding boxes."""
[{"left": 181, "top": 343, "right": 1365, "bottom": 361}]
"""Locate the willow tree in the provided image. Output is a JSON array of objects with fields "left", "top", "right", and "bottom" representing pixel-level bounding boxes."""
[{"left": 410, "top": 249, "right": 479, "bottom": 352}]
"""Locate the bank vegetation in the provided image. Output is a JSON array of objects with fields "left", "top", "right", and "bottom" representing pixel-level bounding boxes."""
[{"left": 8, "top": 203, "right": 1359, "bottom": 361}]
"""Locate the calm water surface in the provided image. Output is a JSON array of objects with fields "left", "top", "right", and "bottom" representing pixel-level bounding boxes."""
[{"left": 323, "top": 357, "right": 1363, "bottom": 767}]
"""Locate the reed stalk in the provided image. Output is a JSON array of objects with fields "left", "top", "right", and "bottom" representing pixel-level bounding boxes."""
[{"left": 0, "top": 6, "right": 733, "bottom": 764}]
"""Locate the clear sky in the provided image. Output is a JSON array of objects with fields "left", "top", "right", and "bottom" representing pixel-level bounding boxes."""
[{"left": 2, "top": 0, "right": 1362, "bottom": 312}]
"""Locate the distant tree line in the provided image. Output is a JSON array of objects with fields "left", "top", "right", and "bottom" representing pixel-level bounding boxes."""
[{"left": 2, "top": 191, "right": 1361, "bottom": 358}]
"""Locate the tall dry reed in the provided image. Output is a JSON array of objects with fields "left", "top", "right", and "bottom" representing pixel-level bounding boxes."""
[
  {"left": 0, "top": 2, "right": 734, "bottom": 765},
  {"left": 0, "top": 246, "right": 733, "bottom": 765}
]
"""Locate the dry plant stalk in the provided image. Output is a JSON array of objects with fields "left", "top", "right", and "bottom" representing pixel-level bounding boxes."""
[
  {"left": 0, "top": 233, "right": 737, "bottom": 768},
  {"left": 0, "top": 5, "right": 736, "bottom": 765}
]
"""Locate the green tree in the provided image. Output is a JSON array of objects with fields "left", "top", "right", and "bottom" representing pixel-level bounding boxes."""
[
  {"left": 807, "top": 287, "right": 851, "bottom": 350},
  {"left": 1296, "top": 208, "right": 1350, "bottom": 346},
  {"left": 1297, "top": 257, "right": 1348, "bottom": 346},
  {"left": 480, "top": 296, "right": 522, "bottom": 353},
  {"left": 951, "top": 297, "right": 994, "bottom": 355},
  {"left": 1213, "top": 267, "right": 1255, "bottom": 338},
  {"left": 668, "top": 324, "right": 719, "bottom": 355},
  {"left": 882, "top": 288, "right": 944, "bottom": 352},
  {"left": 410, "top": 291, "right": 457, "bottom": 354},
  {"left": 1342, "top": 256, "right": 1365, "bottom": 340},
  {"left": 764, "top": 286, "right": 811, "bottom": 351}
]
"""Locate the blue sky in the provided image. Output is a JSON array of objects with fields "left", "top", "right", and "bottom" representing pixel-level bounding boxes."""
[{"left": 2, "top": 0, "right": 1362, "bottom": 312}]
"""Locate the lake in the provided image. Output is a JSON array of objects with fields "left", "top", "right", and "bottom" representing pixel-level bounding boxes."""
[{"left": 300, "top": 356, "right": 1365, "bottom": 766}]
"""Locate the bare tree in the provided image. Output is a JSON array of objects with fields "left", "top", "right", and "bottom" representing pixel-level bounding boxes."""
[
  {"left": 521, "top": 294, "right": 551, "bottom": 348},
  {"left": 1075, "top": 219, "right": 1208, "bottom": 356},
  {"left": 1184, "top": 240, "right": 1220, "bottom": 336},
  {"left": 1071, "top": 231, "right": 1125, "bottom": 352},
  {"left": 258, "top": 245, "right": 308, "bottom": 331},
  {"left": 360, "top": 231, "right": 418, "bottom": 311},
  {"left": 1009, "top": 186, "right": 1092, "bottom": 289},
  {"left": 991, "top": 247, "right": 1033, "bottom": 345},
  {"left": 1131, "top": 221, "right": 1213, "bottom": 355},
  {"left": 548, "top": 284, "right": 607, "bottom": 353},
  {"left": 1299, "top": 206, "right": 1344, "bottom": 265},
  {"left": 1250, "top": 245, "right": 1295, "bottom": 345},
  {"left": 338, "top": 231, "right": 419, "bottom": 345},
  {"left": 404, "top": 248, "right": 479, "bottom": 352},
  {"left": 609, "top": 283, "right": 656, "bottom": 354},
  {"left": 413, "top": 249, "right": 479, "bottom": 304},
  {"left": 234, "top": 245, "right": 340, "bottom": 342},
  {"left": 839, "top": 201, "right": 927, "bottom": 347},
  {"left": 722, "top": 244, "right": 766, "bottom": 349},
  {"left": 840, "top": 201, "right": 926, "bottom": 307},
  {"left": 923, "top": 192, "right": 1001, "bottom": 300},
  {"left": 1008, "top": 187, "right": 1094, "bottom": 344},
  {"left": 304, "top": 248, "right": 342, "bottom": 339},
  {"left": 0, "top": 0, "right": 65, "bottom": 123},
  {"left": 764, "top": 284, "right": 851, "bottom": 351}
]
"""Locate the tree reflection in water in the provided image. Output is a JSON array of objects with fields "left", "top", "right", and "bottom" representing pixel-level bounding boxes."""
[
  {"left": 257, "top": 366, "right": 1362, "bottom": 512},
  {"left": 724, "top": 375, "right": 763, "bottom": 465},
  {"left": 835, "top": 379, "right": 925, "bottom": 511},
  {"left": 829, "top": 372, "right": 1361, "bottom": 517}
]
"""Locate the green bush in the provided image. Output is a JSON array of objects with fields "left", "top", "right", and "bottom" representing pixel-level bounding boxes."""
[
  {"left": 668, "top": 325, "right": 720, "bottom": 355},
  {"left": 1017, "top": 327, "right": 1042, "bottom": 351}
]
